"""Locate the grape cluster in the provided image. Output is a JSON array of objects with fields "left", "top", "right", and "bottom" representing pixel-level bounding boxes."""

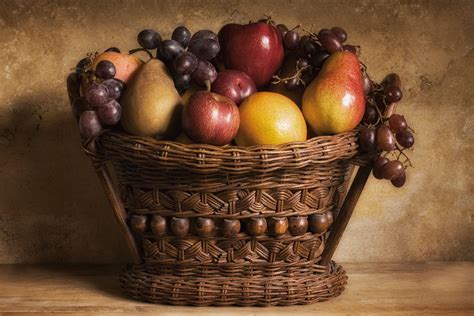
[
  {"left": 271, "top": 23, "right": 358, "bottom": 91},
  {"left": 137, "top": 26, "right": 220, "bottom": 92},
  {"left": 360, "top": 73, "right": 414, "bottom": 188},
  {"left": 73, "top": 55, "right": 125, "bottom": 138}
]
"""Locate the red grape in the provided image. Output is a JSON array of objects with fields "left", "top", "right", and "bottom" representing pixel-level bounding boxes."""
[
  {"left": 359, "top": 127, "right": 377, "bottom": 152},
  {"left": 363, "top": 105, "right": 378, "bottom": 124},
  {"left": 388, "top": 114, "right": 407, "bottom": 133},
  {"left": 79, "top": 111, "right": 102, "bottom": 138},
  {"left": 97, "top": 99, "right": 122, "bottom": 125},
  {"left": 85, "top": 83, "right": 109, "bottom": 107},
  {"left": 102, "top": 78, "right": 125, "bottom": 100},
  {"left": 191, "top": 60, "right": 217, "bottom": 86},
  {"left": 319, "top": 33, "right": 342, "bottom": 53},
  {"left": 377, "top": 125, "right": 396, "bottom": 152},
  {"left": 95, "top": 60, "right": 116, "bottom": 79},
  {"left": 276, "top": 24, "right": 288, "bottom": 38},
  {"left": 173, "top": 51, "right": 198, "bottom": 75},
  {"left": 373, "top": 156, "right": 389, "bottom": 179},
  {"left": 318, "top": 28, "right": 332, "bottom": 38},
  {"left": 190, "top": 29, "right": 218, "bottom": 42},
  {"left": 137, "top": 29, "right": 162, "bottom": 49},
  {"left": 382, "top": 73, "right": 401, "bottom": 88},
  {"left": 396, "top": 130, "right": 415, "bottom": 148},
  {"left": 172, "top": 26, "right": 191, "bottom": 48},
  {"left": 363, "top": 75, "right": 373, "bottom": 95},
  {"left": 330, "top": 26, "right": 347, "bottom": 43},
  {"left": 285, "top": 77, "right": 299, "bottom": 91},
  {"left": 391, "top": 171, "right": 406, "bottom": 187},
  {"left": 384, "top": 85, "right": 403, "bottom": 103},
  {"left": 284, "top": 30, "right": 300, "bottom": 50},
  {"left": 382, "top": 160, "right": 404, "bottom": 180}
]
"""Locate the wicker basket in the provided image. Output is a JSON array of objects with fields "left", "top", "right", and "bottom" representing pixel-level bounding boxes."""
[{"left": 67, "top": 73, "right": 374, "bottom": 306}]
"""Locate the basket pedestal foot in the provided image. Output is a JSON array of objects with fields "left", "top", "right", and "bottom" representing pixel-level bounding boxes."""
[{"left": 119, "top": 261, "right": 347, "bottom": 306}]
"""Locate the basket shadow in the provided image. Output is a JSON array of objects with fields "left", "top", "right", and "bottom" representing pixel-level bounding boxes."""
[{"left": 0, "top": 90, "right": 130, "bottom": 264}]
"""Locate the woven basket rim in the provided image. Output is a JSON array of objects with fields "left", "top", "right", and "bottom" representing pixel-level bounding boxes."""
[{"left": 90, "top": 129, "right": 368, "bottom": 175}]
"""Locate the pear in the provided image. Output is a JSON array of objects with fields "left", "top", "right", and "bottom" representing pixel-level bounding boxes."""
[
  {"left": 302, "top": 51, "right": 365, "bottom": 135},
  {"left": 121, "top": 59, "right": 183, "bottom": 138}
]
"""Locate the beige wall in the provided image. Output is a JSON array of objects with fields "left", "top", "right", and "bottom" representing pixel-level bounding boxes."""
[{"left": 0, "top": 0, "right": 472, "bottom": 263}]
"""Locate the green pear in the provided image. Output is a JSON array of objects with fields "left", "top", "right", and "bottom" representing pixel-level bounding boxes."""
[{"left": 121, "top": 59, "right": 182, "bottom": 138}]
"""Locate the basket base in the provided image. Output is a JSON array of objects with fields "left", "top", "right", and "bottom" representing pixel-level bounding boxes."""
[{"left": 120, "top": 261, "right": 347, "bottom": 306}]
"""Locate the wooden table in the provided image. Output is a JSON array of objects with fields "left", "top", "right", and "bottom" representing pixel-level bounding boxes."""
[{"left": 0, "top": 262, "right": 472, "bottom": 315}]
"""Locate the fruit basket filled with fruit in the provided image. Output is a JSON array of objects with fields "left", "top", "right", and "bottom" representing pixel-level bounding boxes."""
[{"left": 67, "top": 18, "right": 414, "bottom": 306}]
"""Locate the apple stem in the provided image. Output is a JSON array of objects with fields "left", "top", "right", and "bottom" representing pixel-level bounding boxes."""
[{"left": 205, "top": 80, "right": 211, "bottom": 92}]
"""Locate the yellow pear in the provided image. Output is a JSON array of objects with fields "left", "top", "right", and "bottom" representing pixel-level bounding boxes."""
[{"left": 121, "top": 59, "right": 182, "bottom": 138}]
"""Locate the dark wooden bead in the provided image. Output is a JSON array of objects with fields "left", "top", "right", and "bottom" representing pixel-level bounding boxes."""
[
  {"left": 222, "top": 219, "right": 241, "bottom": 237},
  {"left": 195, "top": 217, "right": 215, "bottom": 237},
  {"left": 326, "top": 211, "right": 334, "bottom": 228},
  {"left": 170, "top": 217, "right": 190, "bottom": 238},
  {"left": 150, "top": 215, "right": 167, "bottom": 236},
  {"left": 130, "top": 215, "right": 147, "bottom": 233},
  {"left": 246, "top": 218, "right": 267, "bottom": 236},
  {"left": 268, "top": 217, "right": 288, "bottom": 236},
  {"left": 309, "top": 213, "right": 330, "bottom": 233},
  {"left": 288, "top": 216, "right": 308, "bottom": 236}
]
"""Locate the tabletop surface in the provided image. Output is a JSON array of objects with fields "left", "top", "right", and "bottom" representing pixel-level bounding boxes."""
[{"left": 0, "top": 262, "right": 472, "bottom": 315}]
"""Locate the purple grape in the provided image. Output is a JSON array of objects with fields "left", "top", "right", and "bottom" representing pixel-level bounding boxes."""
[
  {"left": 102, "top": 78, "right": 125, "bottom": 100},
  {"left": 85, "top": 83, "right": 109, "bottom": 107},
  {"left": 310, "top": 50, "right": 330, "bottom": 68},
  {"left": 191, "top": 60, "right": 217, "bottom": 86},
  {"left": 330, "top": 26, "right": 347, "bottom": 43},
  {"left": 173, "top": 73, "right": 191, "bottom": 91},
  {"left": 173, "top": 51, "right": 198, "bottom": 75},
  {"left": 97, "top": 99, "right": 122, "bottom": 125},
  {"left": 190, "top": 29, "right": 218, "bottom": 43},
  {"left": 95, "top": 60, "right": 116, "bottom": 79},
  {"left": 188, "top": 38, "right": 220, "bottom": 61},
  {"left": 172, "top": 26, "right": 191, "bottom": 48},
  {"left": 158, "top": 40, "right": 184, "bottom": 61},
  {"left": 319, "top": 33, "right": 343, "bottom": 53},
  {"left": 79, "top": 111, "right": 102, "bottom": 138},
  {"left": 137, "top": 29, "right": 162, "bottom": 49}
]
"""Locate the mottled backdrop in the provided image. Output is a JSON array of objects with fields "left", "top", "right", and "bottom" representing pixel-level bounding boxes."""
[{"left": 0, "top": 0, "right": 472, "bottom": 263}]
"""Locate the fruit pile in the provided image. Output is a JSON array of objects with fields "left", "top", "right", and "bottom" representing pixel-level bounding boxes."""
[{"left": 71, "top": 18, "right": 414, "bottom": 187}]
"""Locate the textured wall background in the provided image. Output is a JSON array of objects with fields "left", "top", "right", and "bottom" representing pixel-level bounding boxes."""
[{"left": 0, "top": 0, "right": 472, "bottom": 263}]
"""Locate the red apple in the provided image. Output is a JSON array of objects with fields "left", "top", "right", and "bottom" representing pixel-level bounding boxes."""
[
  {"left": 211, "top": 70, "right": 257, "bottom": 105},
  {"left": 218, "top": 22, "right": 284, "bottom": 88},
  {"left": 182, "top": 91, "right": 240, "bottom": 145}
]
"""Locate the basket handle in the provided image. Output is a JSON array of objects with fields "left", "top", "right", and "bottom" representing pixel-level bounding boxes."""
[
  {"left": 320, "top": 165, "right": 372, "bottom": 265},
  {"left": 320, "top": 100, "right": 398, "bottom": 265},
  {"left": 67, "top": 73, "right": 142, "bottom": 264}
]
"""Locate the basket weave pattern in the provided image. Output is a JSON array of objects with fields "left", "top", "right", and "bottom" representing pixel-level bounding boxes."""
[{"left": 80, "top": 130, "right": 362, "bottom": 305}]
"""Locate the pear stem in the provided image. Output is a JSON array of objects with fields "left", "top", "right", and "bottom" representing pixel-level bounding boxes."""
[{"left": 129, "top": 48, "right": 154, "bottom": 60}]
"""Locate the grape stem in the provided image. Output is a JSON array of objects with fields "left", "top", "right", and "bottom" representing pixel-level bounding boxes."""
[
  {"left": 205, "top": 80, "right": 211, "bottom": 92},
  {"left": 271, "top": 65, "right": 311, "bottom": 86}
]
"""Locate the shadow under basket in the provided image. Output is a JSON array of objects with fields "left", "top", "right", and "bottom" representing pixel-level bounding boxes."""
[{"left": 68, "top": 74, "right": 374, "bottom": 306}]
